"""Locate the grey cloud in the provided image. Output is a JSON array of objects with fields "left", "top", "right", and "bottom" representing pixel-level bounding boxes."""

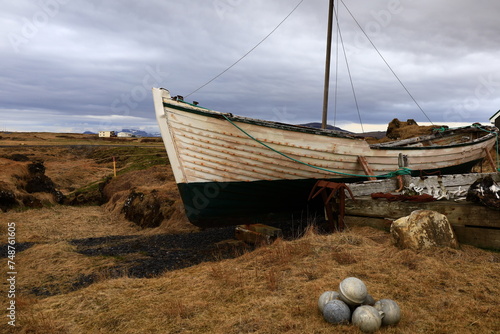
[{"left": 1, "top": 0, "right": 499, "bottom": 133}]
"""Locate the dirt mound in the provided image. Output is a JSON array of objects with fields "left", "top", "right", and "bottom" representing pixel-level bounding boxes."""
[
  {"left": 102, "top": 165, "right": 193, "bottom": 233},
  {"left": 0, "top": 159, "right": 64, "bottom": 211},
  {"left": 0, "top": 184, "right": 17, "bottom": 211},
  {"left": 64, "top": 177, "right": 111, "bottom": 206},
  {"left": 121, "top": 190, "right": 171, "bottom": 228},
  {"left": 385, "top": 118, "right": 441, "bottom": 140},
  {"left": 21, "top": 160, "right": 65, "bottom": 203}
]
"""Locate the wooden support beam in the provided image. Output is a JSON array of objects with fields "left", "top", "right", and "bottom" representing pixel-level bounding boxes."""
[
  {"left": 357, "top": 156, "right": 376, "bottom": 180},
  {"left": 344, "top": 198, "right": 500, "bottom": 250},
  {"left": 484, "top": 147, "right": 496, "bottom": 171},
  {"left": 344, "top": 216, "right": 393, "bottom": 231},
  {"left": 345, "top": 198, "right": 500, "bottom": 228},
  {"left": 453, "top": 225, "right": 500, "bottom": 250}
]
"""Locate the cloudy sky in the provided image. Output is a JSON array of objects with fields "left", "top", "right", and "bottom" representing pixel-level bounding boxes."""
[{"left": 1, "top": 0, "right": 500, "bottom": 134}]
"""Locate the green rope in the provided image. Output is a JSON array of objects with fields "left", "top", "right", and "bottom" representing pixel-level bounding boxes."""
[
  {"left": 472, "top": 123, "right": 500, "bottom": 172},
  {"left": 432, "top": 126, "right": 449, "bottom": 133},
  {"left": 222, "top": 114, "right": 411, "bottom": 179}
]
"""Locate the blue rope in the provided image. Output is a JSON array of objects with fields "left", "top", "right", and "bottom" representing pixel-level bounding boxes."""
[{"left": 222, "top": 114, "right": 411, "bottom": 178}]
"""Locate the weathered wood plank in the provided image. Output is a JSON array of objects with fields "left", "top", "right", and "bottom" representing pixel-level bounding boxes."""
[
  {"left": 345, "top": 213, "right": 500, "bottom": 250},
  {"left": 348, "top": 173, "right": 500, "bottom": 197},
  {"left": 453, "top": 225, "right": 500, "bottom": 250},
  {"left": 348, "top": 179, "right": 397, "bottom": 196},
  {"left": 408, "top": 173, "right": 500, "bottom": 190},
  {"left": 344, "top": 216, "right": 393, "bottom": 231},
  {"left": 345, "top": 198, "right": 500, "bottom": 228},
  {"left": 345, "top": 215, "right": 500, "bottom": 250}
]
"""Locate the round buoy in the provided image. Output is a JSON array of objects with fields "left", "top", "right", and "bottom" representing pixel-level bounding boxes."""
[
  {"left": 352, "top": 305, "right": 383, "bottom": 333},
  {"left": 362, "top": 294, "right": 376, "bottom": 306},
  {"left": 318, "top": 291, "right": 340, "bottom": 313},
  {"left": 338, "top": 277, "right": 368, "bottom": 306},
  {"left": 374, "top": 299, "right": 401, "bottom": 326},
  {"left": 322, "top": 299, "right": 351, "bottom": 324}
]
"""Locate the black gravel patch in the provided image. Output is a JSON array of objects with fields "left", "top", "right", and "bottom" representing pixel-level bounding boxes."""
[
  {"left": 22, "top": 221, "right": 320, "bottom": 296},
  {"left": 0, "top": 242, "right": 35, "bottom": 257},
  {"left": 3, "top": 154, "right": 31, "bottom": 161},
  {"left": 69, "top": 227, "right": 244, "bottom": 280}
]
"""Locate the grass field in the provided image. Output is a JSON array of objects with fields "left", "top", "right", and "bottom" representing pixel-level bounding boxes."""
[{"left": 1, "top": 132, "right": 499, "bottom": 333}]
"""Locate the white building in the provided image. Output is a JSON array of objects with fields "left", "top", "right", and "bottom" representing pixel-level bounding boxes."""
[
  {"left": 98, "top": 131, "right": 116, "bottom": 137},
  {"left": 117, "top": 132, "right": 134, "bottom": 138}
]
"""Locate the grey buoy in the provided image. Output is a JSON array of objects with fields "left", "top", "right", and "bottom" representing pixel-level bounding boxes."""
[
  {"left": 318, "top": 291, "right": 340, "bottom": 313},
  {"left": 322, "top": 299, "right": 351, "bottom": 324},
  {"left": 352, "top": 305, "right": 383, "bottom": 333},
  {"left": 374, "top": 299, "right": 401, "bottom": 326},
  {"left": 338, "top": 277, "right": 368, "bottom": 306}
]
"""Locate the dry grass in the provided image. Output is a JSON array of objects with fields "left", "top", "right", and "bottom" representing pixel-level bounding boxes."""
[
  {"left": 2, "top": 206, "right": 141, "bottom": 243},
  {"left": 6, "top": 226, "right": 499, "bottom": 334},
  {"left": 2, "top": 133, "right": 500, "bottom": 333},
  {"left": 4, "top": 241, "right": 123, "bottom": 297}
]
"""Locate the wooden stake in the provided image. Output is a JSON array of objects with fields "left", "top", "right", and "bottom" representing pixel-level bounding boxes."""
[
  {"left": 113, "top": 156, "right": 117, "bottom": 177},
  {"left": 484, "top": 148, "right": 496, "bottom": 171}
]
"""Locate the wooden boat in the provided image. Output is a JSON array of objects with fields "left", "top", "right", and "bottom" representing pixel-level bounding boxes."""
[{"left": 152, "top": 87, "right": 498, "bottom": 227}]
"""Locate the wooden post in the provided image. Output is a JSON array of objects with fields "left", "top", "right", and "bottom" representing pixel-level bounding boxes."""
[
  {"left": 396, "top": 153, "right": 410, "bottom": 192},
  {"left": 358, "top": 156, "right": 376, "bottom": 180},
  {"left": 113, "top": 156, "right": 117, "bottom": 177},
  {"left": 321, "top": 0, "right": 334, "bottom": 129}
]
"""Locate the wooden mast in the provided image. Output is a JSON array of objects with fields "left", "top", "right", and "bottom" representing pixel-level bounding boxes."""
[{"left": 321, "top": 0, "right": 335, "bottom": 129}]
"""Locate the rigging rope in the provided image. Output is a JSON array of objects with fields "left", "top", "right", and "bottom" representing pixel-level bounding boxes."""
[
  {"left": 339, "top": 0, "right": 434, "bottom": 125},
  {"left": 222, "top": 113, "right": 411, "bottom": 178},
  {"left": 333, "top": 17, "right": 339, "bottom": 129},
  {"left": 333, "top": 4, "right": 365, "bottom": 133},
  {"left": 185, "top": 0, "right": 305, "bottom": 98}
]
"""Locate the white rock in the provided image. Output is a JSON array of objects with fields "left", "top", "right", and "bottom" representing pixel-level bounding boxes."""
[{"left": 390, "top": 210, "right": 459, "bottom": 250}]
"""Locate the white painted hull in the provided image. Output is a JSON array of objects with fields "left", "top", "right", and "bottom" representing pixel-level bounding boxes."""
[{"left": 154, "top": 88, "right": 495, "bottom": 184}]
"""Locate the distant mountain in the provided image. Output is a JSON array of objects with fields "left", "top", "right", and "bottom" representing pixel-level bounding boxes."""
[
  {"left": 356, "top": 131, "right": 386, "bottom": 139},
  {"left": 299, "top": 122, "right": 351, "bottom": 133},
  {"left": 84, "top": 129, "right": 161, "bottom": 137},
  {"left": 120, "top": 129, "right": 161, "bottom": 137},
  {"left": 298, "top": 123, "right": 386, "bottom": 138}
]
